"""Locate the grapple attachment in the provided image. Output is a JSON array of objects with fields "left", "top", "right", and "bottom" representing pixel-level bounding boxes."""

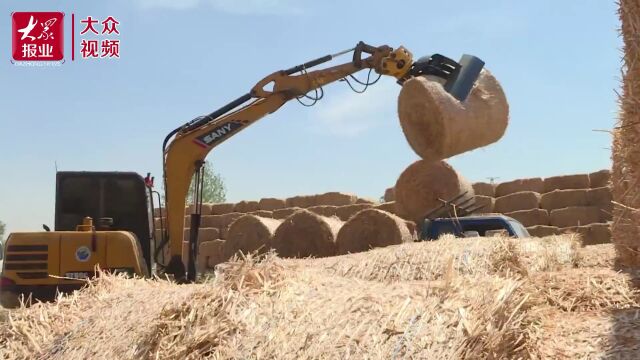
[{"left": 407, "top": 54, "right": 485, "bottom": 102}]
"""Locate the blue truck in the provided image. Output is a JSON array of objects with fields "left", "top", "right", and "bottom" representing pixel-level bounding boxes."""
[{"left": 420, "top": 214, "right": 530, "bottom": 241}]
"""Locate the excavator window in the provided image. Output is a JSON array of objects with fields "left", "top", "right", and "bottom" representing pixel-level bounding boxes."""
[{"left": 55, "top": 172, "right": 152, "bottom": 273}]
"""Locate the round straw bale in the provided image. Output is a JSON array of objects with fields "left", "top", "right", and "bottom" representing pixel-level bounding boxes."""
[
  {"left": 271, "top": 209, "right": 342, "bottom": 258},
  {"left": 375, "top": 201, "right": 397, "bottom": 215},
  {"left": 201, "top": 212, "right": 244, "bottom": 228},
  {"left": 335, "top": 204, "right": 374, "bottom": 221},
  {"left": 248, "top": 210, "right": 273, "bottom": 218},
  {"left": 494, "top": 191, "right": 541, "bottom": 214},
  {"left": 495, "top": 178, "right": 544, "bottom": 197},
  {"left": 314, "top": 192, "right": 357, "bottom": 206},
  {"left": 384, "top": 187, "right": 395, "bottom": 202},
  {"left": 336, "top": 209, "right": 413, "bottom": 255},
  {"left": 589, "top": 169, "right": 610, "bottom": 188},
  {"left": 543, "top": 174, "right": 590, "bottom": 193},
  {"left": 306, "top": 205, "right": 338, "bottom": 217},
  {"left": 473, "top": 195, "right": 495, "bottom": 213},
  {"left": 540, "top": 189, "right": 589, "bottom": 211},
  {"left": 258, "top": 197, "right": 286, "bottom": 211},
  {"left": 472, "top": 182, "right": 496, "bottom": 197},
  {"left": 199, "top": 239, "right": 226, "bottom": 268},
  {"left": 285, "top": 195, "right": 316, "bottom": 208},
  {"left": 224, "top": 215, "right": 282, "bottom": 259},
  {"left": 210, "top": 203, "right": 235, "bottom": 215},
  {"left": 526, "top": 225, "right": 561, "bottom": 238},
  {"left": 550, "top": 206, "right": 601, "bottom": 228},
  {"left": 272, "top": 207, "right": 303, "bottom": 219},
  {"left": 397, "top": 69, "right": 509, "bottom": 161},
  {"left": 561, "top": 223, "right": 611, "bottom": 246},
  {"left": 394, "top": 160, "right": 473, "bottom": 223},
  {"left": 233, "top": 200, "right": 259, "bottom": 213},
  {"left": 505, "top": 208, "right": 549, "bottom": 227}
]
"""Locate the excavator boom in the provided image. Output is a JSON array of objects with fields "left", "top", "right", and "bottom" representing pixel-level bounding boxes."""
[{"left": 159, "top": 41, "right": 484, "bottom": 281}]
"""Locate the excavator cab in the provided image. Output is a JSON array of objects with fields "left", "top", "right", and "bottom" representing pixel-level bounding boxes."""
[
  {"left": 0, "top": 172, "right": 152, "bottom": 304},
  {"left": 54, "top": 171, "right": 153, "bottom": 273}
]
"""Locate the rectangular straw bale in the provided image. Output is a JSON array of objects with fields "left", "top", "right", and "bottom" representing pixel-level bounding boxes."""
[
  {"left": 233, "top": 200, "right": 259, "bottom": 213},
  {"left": 248, "top": 210, "right": 273, "bottom": 218},
  {"left": 587, "top": 187, "right": 613, "bottom": 222},
  {"left": 384, "top": 187, "right": 395, "bottom": 202},
  {"left": 285, "top": 195, "right": 316, "bottom": 208},
  {"left": 210, "top": 203, "right": 235, "bottom": 215},
  {"left": 153, "top": 207, "right": 165, "bottom": 218},
  {"left": 495, "top": 177, "right": 543, "bottom": 197},
  {"left": 355, "top": 197, "right": 376, "bottom": 205},
  {"left": 561, "top": 223, "right": 611, "bottom": 246},
  {"left": 154, "top": 217, "right": 164, "bottom": 230},
  {"left": 473, "top": 195, "right": 495, "bottom": 213},
  {"left": 335, "top": 203, "right": 373, "bottom": 221},
  {"left": 550, "top": 206, "right": 601, "bottom": 228},
  {"left": 526, "top": 225, "right": 561, "bottom": 237},
  {"left": 374, "top": 201, "right": 397, "bottom": 215},
  {"left": 272, "top": 207, "right": 303, "bottom": 219},
  {"left": 543, "top": 174, "right": 590, "bottom": 193},
  {"left": 314, "top": 192, "right": 357, "bottom": 206},
  {"left": 472, "top": 182, "right": 496, "bottom": 197},
  {"left": 307, "top": 205, "right": 338, "bottom": 218},
  {"left": 540, "top": 189, "right": 589, "bottom": 210},
  {"left": 198, "top": 239, "right": 226, "bottom": 269},
  {"left": 197, "top": 227, "right": 220, "bottom": 246},
  {"left": 589, "top": 169, "right": 610, "bottom": 188},
  {"left": 201, "top": 203, "right": 213, "bottom": 215},
  {"left": 505, "top": 208, "right": 549, "bottom": 227},
  {"left": 201, "top": 213, "right": 244, "bottom": 228},
  {"left": 258, "top": 198, "right": 286, "bottom": 211},
  {"left": 494, "top": 191, "right": 540, "bottom": 213}
]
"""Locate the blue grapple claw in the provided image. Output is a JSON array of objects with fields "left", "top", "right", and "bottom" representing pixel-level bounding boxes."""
[{"left": 407, "top": 54, "right": 485, "bottom": 102}]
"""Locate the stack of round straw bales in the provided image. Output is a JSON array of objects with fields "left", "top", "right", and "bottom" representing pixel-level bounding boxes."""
[
  {"left": 469, "top": 170, "right": 612, "bottom": 245},
  {"left": 391, "top": 68, "right": 508, "bottom": 227},
  {"left": 153, "top": 190, "right": 417, "bottom": 271}
]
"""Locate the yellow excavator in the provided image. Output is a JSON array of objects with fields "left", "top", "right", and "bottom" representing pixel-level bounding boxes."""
[{"left": 0, "top": 41, "right": 484, "bottom": 301}]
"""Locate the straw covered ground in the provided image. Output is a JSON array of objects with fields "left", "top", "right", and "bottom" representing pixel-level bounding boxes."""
[{"left": 0, "top": 235, "right": 638, "bottom": 359}]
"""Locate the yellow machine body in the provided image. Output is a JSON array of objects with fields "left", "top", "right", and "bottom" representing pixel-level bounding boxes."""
[{"left": 1, "top": 220, "right": 147, "bottom": 303}]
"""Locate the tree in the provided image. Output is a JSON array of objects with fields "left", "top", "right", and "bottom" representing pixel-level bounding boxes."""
[
  {"left": 0, "top": 220, "right": 5, "bottom": 240},
  {"left": 187, "top": 161, "right": 226, "bottom": 204}
]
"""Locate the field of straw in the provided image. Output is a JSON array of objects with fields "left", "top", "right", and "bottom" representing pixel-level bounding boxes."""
[{"left": 0, "top": 234, "right": 636, "bottom": 359}]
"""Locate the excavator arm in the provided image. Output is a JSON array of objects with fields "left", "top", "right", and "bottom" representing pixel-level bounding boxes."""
[{"left": 160, "top": 41, "right": 484, "bottom": 281}]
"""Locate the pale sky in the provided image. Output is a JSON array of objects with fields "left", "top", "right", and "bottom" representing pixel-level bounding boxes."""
[{"left": 0, "top": 0, "right": 620, "bottom": 237}]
